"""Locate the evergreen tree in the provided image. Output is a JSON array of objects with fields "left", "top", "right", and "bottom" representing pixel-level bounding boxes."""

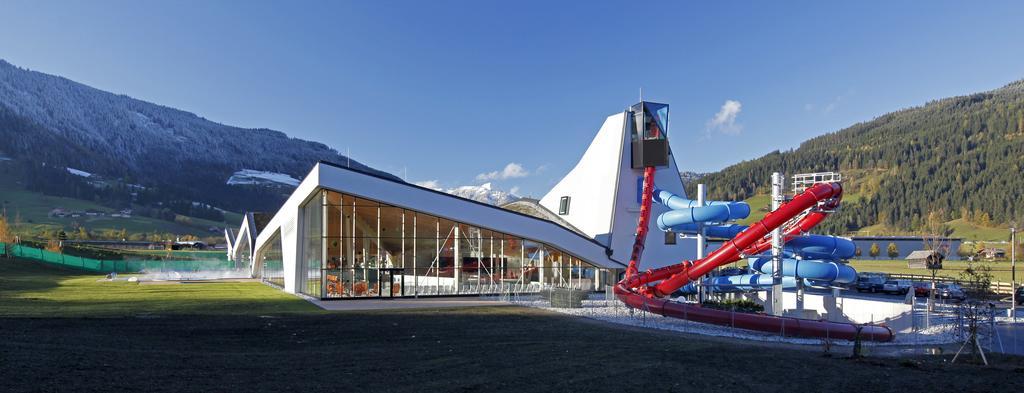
[{"left": 687, "top": 80, "right": 1024, "bottom": 235}]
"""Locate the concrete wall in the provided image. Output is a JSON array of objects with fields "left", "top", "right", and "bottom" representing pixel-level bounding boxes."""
[{"left": 751, "top": 291, "right": 914, "bottom": 331}]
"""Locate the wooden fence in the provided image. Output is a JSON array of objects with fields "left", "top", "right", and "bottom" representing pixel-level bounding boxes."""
[{"left": 886, "top": 273, "right": 1015, "bottom": 295}]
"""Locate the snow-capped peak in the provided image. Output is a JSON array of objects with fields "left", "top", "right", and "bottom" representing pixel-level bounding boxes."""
[
  {"left": 445, "top": 183, "right": 518, "bottom": 206},
  {"left": 414, "top": 180, "right": 519, "bottom": 206}
]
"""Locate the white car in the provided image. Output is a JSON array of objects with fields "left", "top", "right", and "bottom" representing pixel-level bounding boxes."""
[{"left": 882, "top": 279, "right": 912, "bottom": 295}]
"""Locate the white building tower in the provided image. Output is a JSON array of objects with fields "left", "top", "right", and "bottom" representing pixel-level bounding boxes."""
[{"left": 540, "top": 102, "right": 697, "bottom": 270}]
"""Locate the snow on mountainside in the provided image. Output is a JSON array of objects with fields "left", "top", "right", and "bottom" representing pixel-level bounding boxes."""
[
  {"left": 0, "top": 59, "right": 399, "bottom": 212},
  {"left": 679, "top": 171, "right": 706, "bottom": 187},
  {"left": 418, "top": 182, "right": 520, "bottom": 205},
  {"left": 66, "top": 167, "right": 92, "bottom": 177},
  {"left": 227, "top": 169, "right": 301, "bottom": 187}
]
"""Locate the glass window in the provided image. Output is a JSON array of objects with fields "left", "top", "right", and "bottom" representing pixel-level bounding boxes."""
[
  {"left": 414, "top": 235, "right": 438, "bottom": 296},
  {"left": 300, "top": 194, "right": 323, "bottom": 297},
  {"left": 379, "top": 204, "right": 403, "bottom": 238},
  {"left": 305, "top": 190, "right": 606, "bottom": 298},
  {"left": 559, "top": 196, "right": 570, "bottom": 215},
  {"left": 258, "top": 231, "right": 284, "bottom": 287},
  {"left": 665, "top": 231, "right": 677, "bottom": 245},
  {"left": 352, "top": 202, "right": 378, "bottom": 239}
]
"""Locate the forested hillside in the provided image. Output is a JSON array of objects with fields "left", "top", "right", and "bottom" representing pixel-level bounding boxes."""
[
  {"left": 687, "top": 80, "right": 1024, "bottom": 236},
  {"left": 0, "top": 59, "right": 397, "bottom": 215}
]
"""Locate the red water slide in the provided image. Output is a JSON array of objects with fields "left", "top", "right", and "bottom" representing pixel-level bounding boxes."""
[{"left": 614, "top": 166, "right": 894, "bottom": 342}]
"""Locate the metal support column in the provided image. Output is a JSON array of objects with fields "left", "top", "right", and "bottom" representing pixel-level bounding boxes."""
[
  {"left": 1012, "top": 225, "right": 1017, "bottom": 319},
  {"left": 796, "top": 261, "right": 805, "bottom": 311},
  {"left": 696, "top": 183, "right": 707, "bottom": 303},
  {"left": 453, "top": 225, "right": 460, "bottom": 294},
  {"left": 768, "top": 172, "right": 785, "bottom": 316}
]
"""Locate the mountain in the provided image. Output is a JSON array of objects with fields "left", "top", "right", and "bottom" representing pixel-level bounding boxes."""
[
  {"left": 418, "top": 182, "right": 520, "bottom": 205},
  {"left": 0, "top": 59, "right": 398, "bottom": 217},
  {"left": 688, "top": 80, "right": 1024, "bottom": 237},
  {"left": 679, "top": 171, "right": 706, "bottom": 187}
]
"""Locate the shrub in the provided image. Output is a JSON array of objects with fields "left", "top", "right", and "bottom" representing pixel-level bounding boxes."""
[{"left": 702, "top": 298, "right": 764, "bottom": 313}]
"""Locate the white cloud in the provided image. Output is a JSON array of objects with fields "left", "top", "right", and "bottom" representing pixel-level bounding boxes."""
[
  {"left": 706, "top": 100, "right": 743, "bottom": 135},
  {"left": 823, "top": 95, "right": 841, "bottom": 114},
  {"left": 476, "top": 162, "right": 529, "bottom": 181},
  {"left": 414, "top": 180, "right": 443, "bottom": 190},
  {"left": 509, "top": 186, "right": 521, "bottom": 196}
]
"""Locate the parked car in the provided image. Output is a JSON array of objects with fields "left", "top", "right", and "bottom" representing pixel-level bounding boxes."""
[
  {"left": 1015, "top": 286, "right": 1024, "bottom": 305},
  {"left": 855, "top": 276, "right": 886, "bottom": 293},
  {"left": 882, "top": 279, "right": 913, "bottom": 295},
  {"left": 936, "top": 283, "right": 967, "bottom": 301},
  {"left": 912, "top": 282, "right": 931, "bottom": 297}
]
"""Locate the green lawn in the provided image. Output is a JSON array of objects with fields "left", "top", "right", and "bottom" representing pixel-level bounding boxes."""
[
  {"left": 737, "top": 194, "right": 771, "bottom": 225},
  {"left": 0, "top": 258, "right": 319, "bottom": 317},
  {"left": 849, "top": 258, "right": 1020, "bottom": 283},
  {"left": 2, "top": 256, "right": 1023, "bottom": 392},
  {"left": 945, "top": 218, "right": 1013, "bottom": 241}
]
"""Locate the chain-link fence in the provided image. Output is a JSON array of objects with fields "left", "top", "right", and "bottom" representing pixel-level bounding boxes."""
[{"left": 0, "top": 242, "right": 233, "bottom": 273}]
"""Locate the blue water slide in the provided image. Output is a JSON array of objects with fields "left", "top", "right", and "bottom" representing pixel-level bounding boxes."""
[
  {"left": 748, "top": 256, "right": 858, "bottom": 285},
  {"left": 673, "top": 233, "right": 858, "bottom": 294},
  {"left": 785, "top": 234, "right": 856, "bottom": 260},
  {"left": 667, "top": 223, "right": 749, "bottom": 238},
  {"left": 678, "top": 256, "right": 857, "bottom": 294},
  {"left": 691, "top": 275, "right": 800, "bottom": 293},
  {"left": 649, "top": 184, "right": 861, "bottom": 294},
  {"left": 652, "top": 188, "right": 750, "bottom": 231}
]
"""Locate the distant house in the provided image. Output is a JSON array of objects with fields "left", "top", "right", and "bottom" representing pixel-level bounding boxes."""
[
  {"left": 906, "top": 250, "right": 943, "bottom": 269},
  {"left": 980, "top": 248, "right": 1006, "bottom": 260},
  {"left": 172, "top": 240, "right": 206, "bottom": 250}
]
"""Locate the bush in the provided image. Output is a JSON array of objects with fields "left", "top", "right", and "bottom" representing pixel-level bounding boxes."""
[{"left": 702, "top": 298, "right": 764, "bottom": 313}]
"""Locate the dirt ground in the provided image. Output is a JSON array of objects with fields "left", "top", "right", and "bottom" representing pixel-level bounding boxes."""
[{"left": 2, "top": 306, "right": 1023, "bottom": 393}]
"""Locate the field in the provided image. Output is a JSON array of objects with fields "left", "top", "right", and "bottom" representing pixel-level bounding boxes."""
[
  {"left": 2, "top": 258, "right": 1024, "bottom": 392},
  {"left": 0, "top": 258, "right": 314, "bottom": 316},
  {"left": 849, "top": 258, "right": 1020, "bottom": 283},
  {"left": 0, "top": 172, "right": 241, "bottom": 238}
]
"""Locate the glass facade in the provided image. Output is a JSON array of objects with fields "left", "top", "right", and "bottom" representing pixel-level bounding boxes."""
[
  {"left": 301, "top": 189, "right": 606, "bottom": 299},
  {"left": 257, "top": 231, "right": 284, "bottom": 288}
]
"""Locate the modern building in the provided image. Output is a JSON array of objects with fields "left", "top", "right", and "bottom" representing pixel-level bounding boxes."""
[{"left": 229, "top": 102, "right": 704, "bottom": 299}]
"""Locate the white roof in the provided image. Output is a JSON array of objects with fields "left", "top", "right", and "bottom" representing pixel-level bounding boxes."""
[{"left": 258, "top": 161, "right": 625, "bottom": 269}]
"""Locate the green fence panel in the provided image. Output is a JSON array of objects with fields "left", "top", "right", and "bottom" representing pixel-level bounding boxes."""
[{"left": 5, "top": 243, "right": 239, "bottom": 274}]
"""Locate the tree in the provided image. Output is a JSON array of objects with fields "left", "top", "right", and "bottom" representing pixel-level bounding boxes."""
[
  {"left": 977, "top": 211, "right": 992, "bottom": 227},
  {"left": 887, "top": 242, "right": 899, "bottom": 259},
  {"left": 854, "top": 247, "right": 862, "bottom": 257},
  {"left": 44, "top": 239, "right": 62, "bottom": 253},
  {"left": 0, "top": 216, "right": 13, "bottom": 258},
  {"left": 957, "top": 243, "right": 975, "bottom": 259},
  {"left": 869, "top": 243, "right": 880, "bottom": 259},
  {"left": 76, "top": 227, "right": 90, "bottom": 240},
  {"left": 959, "top": 260, "right": 993, "bottom": 296}
]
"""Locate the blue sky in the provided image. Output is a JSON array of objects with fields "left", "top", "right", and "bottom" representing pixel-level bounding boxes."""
[{"left": 2, "top": 1, "right": 1023, "bottom": 197}]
